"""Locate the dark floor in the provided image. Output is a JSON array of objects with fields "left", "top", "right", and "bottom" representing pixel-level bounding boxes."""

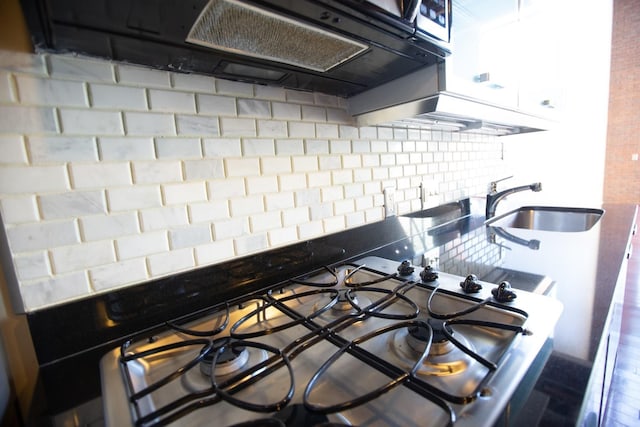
[{"left": 603, "top": 211, "right": 640, "bottom": 426}]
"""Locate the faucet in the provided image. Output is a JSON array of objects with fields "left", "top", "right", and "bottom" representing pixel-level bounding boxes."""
[{"left": 486, "top": 176, "right": 542, "bottom": 218}]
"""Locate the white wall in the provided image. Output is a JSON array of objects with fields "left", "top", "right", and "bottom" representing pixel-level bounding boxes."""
[
  {"left": 0, "top": 51, "right": 508, "bottom": 311},
  {"left": 501, "top": 0, "right": 613, "bottom": 208}
]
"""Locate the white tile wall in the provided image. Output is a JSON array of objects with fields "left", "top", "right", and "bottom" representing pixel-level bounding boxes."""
[{"left": 0, "top": 50, "right": 507, "bottom": 312}]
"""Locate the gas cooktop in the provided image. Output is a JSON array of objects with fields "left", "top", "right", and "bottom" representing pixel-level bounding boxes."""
[{"left": 100, "top": 256, "right": 562, "bottom": 426}]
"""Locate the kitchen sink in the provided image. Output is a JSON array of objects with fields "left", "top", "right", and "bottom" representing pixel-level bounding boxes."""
[{"left": 485, "top": 206, "right": 604, "bottom": 232}]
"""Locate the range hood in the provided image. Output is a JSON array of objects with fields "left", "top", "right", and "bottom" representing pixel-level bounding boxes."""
[{"left": 347, "top": 62, "right": 552, "bottom": 135}]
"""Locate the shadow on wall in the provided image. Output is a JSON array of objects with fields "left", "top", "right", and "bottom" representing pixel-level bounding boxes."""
[{"left": 0, "top": 261, "right": 38, "bottom": 426}]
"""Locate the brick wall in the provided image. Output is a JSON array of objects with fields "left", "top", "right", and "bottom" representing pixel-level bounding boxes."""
[
  {"left": 604, "top": 0, "right": 640, "bottom": 203},
  {"left": 0, "top": 50, "right": 506, "bottom": 311}
]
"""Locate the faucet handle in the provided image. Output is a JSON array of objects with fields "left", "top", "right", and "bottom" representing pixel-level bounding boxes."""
[{"left": 489, "top": 175, "right": 513, "bottom": 193}]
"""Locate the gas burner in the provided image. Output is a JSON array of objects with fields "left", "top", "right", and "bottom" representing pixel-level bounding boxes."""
[
  {"left": 200, "top": 338, "right": 268, "bottom": 379},
  {"left": 393, "top": 320, "right": 474, "bottom": 377},
  {"left": 330, "top": 290, "right": 371, "bottom": 314}
]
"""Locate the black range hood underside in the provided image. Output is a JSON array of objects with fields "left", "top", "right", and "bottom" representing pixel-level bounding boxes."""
[{"left": 20, "top": 0, "right": 449, "bottom": 97}]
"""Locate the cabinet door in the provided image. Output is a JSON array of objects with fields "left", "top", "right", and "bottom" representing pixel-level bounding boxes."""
[
  {"left": 518, "top": 0, "right": 564, "bottom": 118},
  {"left": 446, "top": 0, "right": 520, "bottom": 107}
]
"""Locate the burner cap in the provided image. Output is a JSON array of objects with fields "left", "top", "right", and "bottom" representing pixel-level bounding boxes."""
[{"left": 200, "top": 338, "right": 250, "bottom": 377}]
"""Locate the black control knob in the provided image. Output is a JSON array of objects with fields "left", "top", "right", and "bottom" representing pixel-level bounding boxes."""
[
  {"left": 397, "top": 260, "right": 415, "bottom": 276},
  {"left": 460, "top": 274, "right": 482, "bottom": 293},
  {"left": 491, "top": 281, "right": 517, "bottom": 302},
  {"left": 420, "top": 265, "right": 439, "bottom": 282}
]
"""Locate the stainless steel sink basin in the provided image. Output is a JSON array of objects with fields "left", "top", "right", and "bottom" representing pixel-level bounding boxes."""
[{"left": 485, "top": 206, "right": 604, "bottom": 232}]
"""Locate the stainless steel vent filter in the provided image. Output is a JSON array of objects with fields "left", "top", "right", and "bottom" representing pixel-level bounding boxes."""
[{"left": 186, "top": 0, "right": 368, "bottom": 72}]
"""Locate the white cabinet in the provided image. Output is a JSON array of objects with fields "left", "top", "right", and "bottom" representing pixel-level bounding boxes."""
[{"left": 446, "top": 0, "right": 563, "bottom": 118}]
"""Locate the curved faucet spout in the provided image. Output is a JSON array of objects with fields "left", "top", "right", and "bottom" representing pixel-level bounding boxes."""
[{"left": 486, "top": 182, "right": 542, "bottom": 218}]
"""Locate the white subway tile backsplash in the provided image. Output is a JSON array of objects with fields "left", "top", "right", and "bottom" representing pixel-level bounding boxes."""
[
  {"left": 155, "top": 137, "right": 202, "bottom": 159},
  {"left": 108, "top": 186, "right": 162, "bottom": 211},
  {"left": 230, "top": 195, "right": 264, "bottom": 216},
  {"left": 285, "top": 90, "right": 314, "bottom": 105},
  {"left": 175, "top": 114, "right": 219, "bottom": 136},
  {"left": 98, "top": 137, "right": 155, "bottom": 161},
  {"left": 89, "top": 83, "right": 146, "bottom": 110},
  {"left": 0, "top": 72, "right": 13, "bottom": 103},
  {"left": 0, "top": 136, "right": 28, "bottom": 164},
  {"left": 169, "top": 224, "right": 212, "bottom": 249},
  {"left": 80, "top": 212, "right": 139, "bottom": 241},
  {"left": 183, "top": 159, "right": 225, "bottom": 181},
  {"left": 48, "top": 55, "right": 114, "bottom": 82},
  {"left": 221, "top": 118, "right": 256, "bottom": 137},
  {"left": 316, "top": 124, "right": 339, "bottom": 139},
  {"left": 124, "top": 112, "right": 175, "bottom": 136},
  {"left": 0, "top": 196, "right": 39, "bottom": 224},
  {"left": 307, "top": 171, "right": 331, "bottom": 188},
  {"left": 319, "top": 156, "right": 341, "bottom": 171},
  {"left": 246, "top": 176, "right": 278, "bottom": 195},
  {"left": 254, "top": 85, "right": 285, "bottom": 101},
  {"left": 292, "top": 156, "right": 318, "bottom": 172},
  {"left": 22, "top": 271, "right": 90, "bottom": 310},
  {"left": 0, "top": 105, "right": 58, "bottom": 134},
  {"left": 242, "top": 139, "right": 275, "bottom": 157},
  {"left": 297, "top": 221, "right": 324, "bottom": 239},
  {"left": 234, "top": 233, "right": 268, "bottom": 256},
  {"left": 250, "top": 211, "right": 281, "bottom": 233},
  {"left": 305, "top": 140, "right": 329, "bottom": 155},
  {"left": 282, "top": 206, "right": 309, "bottom": 226},
  {"left": 171, "top": 72, "right": 215, "bottom": 92},
  {"left": 0, "top": 165, "right": 69, "bottom": 194},
  {"left": 28, "top": 136, "right": 98, "bottom": 163},
  {"left": 0, "top": 51, "right": 505, "bottom": 310},
  {"left": 195, "top": 240, "right": 235, "bottom": 265},
  {"left": 301, "top": 105, "right": 326, "bottom": 122},
  {"left": 257, "top": 120, "right": 287, "bottom": 138},
  {"left": 39, "top": 190, "right": 106, "bottom": 220},
  {"left": 265, "top": 192, "right": 294, "bottom": 211},
  {"left": 208, "top": 178, "right": 245, "bottom": 199},
  {"left": 272, "top": 102, "right": 301, "bottom": 120},
  {"left": 90, "top": 258, "right": 148, "bottom": 292},
  {"left": 238, "top": 99, "right": 270, "bottom": 118},
  {"left": 275, "top": 139, "right": 304, "bottom": 156},
  {"left": 261, "top": 157, "right": 291, "bottom": 175},
  {"left": 7, "top": 219, "right": 79, "bottom": 252},
  {"left": 196, "top": 94, "right": 236, "bottom": 116},
  {"left": 16, "top": 76, "right": 87, "bottom": 107},
  {"left": 117, "top": 64, "right": 170, "bottom": 87},
  {"left": 189, "top": 200, "right": 229, "bottom": 223},
  {"left": 116, "top": 231, "right": 169, "bottom": 260},
  {"left": 216, "top": 79, "right": 253, "bottom": 97},
  {"left": 14, "top": 251, "right": 50, "bottom": 281},
  {"left": 147, "top": 248, "right": 195, "bottom": 276},
  {"left": 140, "top": 206, "right": 189, "bottom": 232},
  {"left": 70, "top": 163, "right": 132, "bottom": 189},
  {"left": 279, "top": 173, "right": 308, "bottom": 191},
  {"left": 288, "top": 122, "right": 315, "bottom": 138},
  {"left": 60, "top": 109, "right": 123, "bottom": 135},
  {"left": 0, "top": 51, "right": 46, "bottom": 76},
  {"left": 268, "top": 226, "right": 297, "bottom": 247},
  {"left": 213, "top": 217, "right": 249, "bottom": 240},
  {"left": 148, "top": 89, "right": 196, "bottom": 113},
  {"left": 50, "top": 240, "right": 115, "bottom": 274},
  {"left": 203, "top": 138, "right": 242, "bottom": 157},
  {"left": 225, "top": 158, "right": 260, "bottom": 177},
  {"left": 163, "top": 182, "right": 207, "bottom": 205}
]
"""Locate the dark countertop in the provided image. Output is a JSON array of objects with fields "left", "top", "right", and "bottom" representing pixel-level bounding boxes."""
[{"left": 24, "top": 198, "right": 638, "bottom": 426}]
